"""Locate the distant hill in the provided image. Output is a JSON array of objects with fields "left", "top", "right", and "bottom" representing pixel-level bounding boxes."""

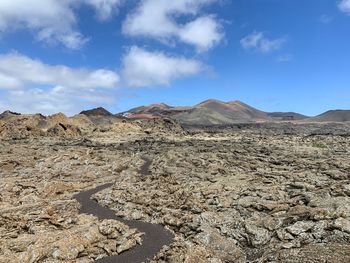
[
  {"left": 127, "top": 103, "right": 171, "bottom": 114},
  {"left": 0, "top": 110, "right": 47, "bottom": 128},
  {"left": 121, "top": 103, "right": 173, "bottom": 119},
  {"left": 80, "top": 107, "right": 113, "bottom": 116},
  {"left": 268, "top": 112, "right": 309, "bottom": 121},
  {"left": 80, "top": 107, "right": 124, "bottom": 125},
  {"left": 0, "top": 110, "right": 21, "bottom": 120},
  {"left": 306, "top": 110, "right": 350, "bottom": 122},
  {"left": 174, "top": 99, "right": 270, "bottom": 125}
]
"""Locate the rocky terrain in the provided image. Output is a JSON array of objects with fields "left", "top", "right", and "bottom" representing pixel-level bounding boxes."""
[
  {"left": 94, "top": 127, "right": 350, "bottom": 263},
  {"left": 0, "top": 137, "right": 145, "bottom": 263},
  {"left": 0, "top": 109, "right": 350, "bottom": 262}
]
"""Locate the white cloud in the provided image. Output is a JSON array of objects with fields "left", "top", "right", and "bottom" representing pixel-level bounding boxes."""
[
  {"left": 0, "top": 49, "right": 207, "bottom": 114},
  {"left": 0, "top": 0, "right": 122, "bottom": 49},
  {"left": 1, "top": 86, "right": 116, "bottom": 115},
  {"left": 338, "top": 0, "right": 350, "bottom": 14},
  {"left": 0, "top": 52, "right": 119, "bottom": 90},
  {"left": 122, "top": 46, "right": 205, "bottom": 87},
  {"left": 122, "top": 0, "right": 223, "bottom": 52},
  {"left": 0, "top": 52, "right": 119, "bottom": 115},
  {"left": 240, "top": 31, "right": 286, "bottom": 54}
]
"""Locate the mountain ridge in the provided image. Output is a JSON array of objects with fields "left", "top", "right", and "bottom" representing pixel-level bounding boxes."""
[
  {"left": 305, "top": 110, "right": 350, "bottom": 122},
  {"left": 2, "top": 99, "right": 349, "bottom": 126},
  {"left": 118, "top": 99, "right": 319, "bottom": 125}
]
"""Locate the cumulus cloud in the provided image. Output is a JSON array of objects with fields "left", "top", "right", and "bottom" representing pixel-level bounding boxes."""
[
  {"left": 122, "top": 46, "right": 205, "bottom": 87},
  {"left": 0, "top": 86, "right": 116, "bottom": 115},
  {"left": 0, "top": 52, "right": 119, "bottom": 115},
  {"left": 0, "top": 53, "right": 119, "bottom": 90},
  {"left": 240, "top": 31, "right": 286, "bottom": 54},
  {"left": 122, "top": 0, "right": 223, "bottom": 52},
  {"left": 338, "top": 0, "right": 350, "bottom": 14},
  {"left": 0, "top": 0, "right": 122, "bottom": 49},
  {"left": 0, "top": 49, "right": 207, "bottom": 114}
]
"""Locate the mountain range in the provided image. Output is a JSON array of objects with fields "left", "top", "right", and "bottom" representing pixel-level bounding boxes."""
[
  {"left": 115, "top": 99, "right": 350, "bottom": 125},
  {"left": 1, "top": 99, "right": 349, "bottom": 127}
]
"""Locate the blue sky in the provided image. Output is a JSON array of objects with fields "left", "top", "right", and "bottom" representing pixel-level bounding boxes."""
[{"left": 0, "top": 0, "right": 349, "bottom": 116}]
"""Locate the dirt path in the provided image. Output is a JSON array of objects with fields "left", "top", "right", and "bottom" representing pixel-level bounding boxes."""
[{"left": 74, "top": 158, "right": 174, "bottom": 263}]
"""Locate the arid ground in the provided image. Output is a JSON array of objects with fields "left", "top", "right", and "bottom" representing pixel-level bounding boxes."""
[{"left": 1, "top": 116, "right": 350, "bottom": 262}]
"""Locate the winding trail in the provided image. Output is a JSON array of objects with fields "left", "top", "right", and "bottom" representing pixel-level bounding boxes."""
[{"left": 74, "top": 158, "right": 174, "bottom": 263}]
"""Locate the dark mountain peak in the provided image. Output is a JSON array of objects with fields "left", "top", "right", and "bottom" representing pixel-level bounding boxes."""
[
  {"left": 308, "top": 109, "right": 350, "bottom": 122},
  {"left": 124, "top": 103, "right": 173, "bottom": 116},
  {"left": 0, "top": 110, "right": 21, "bottom": 120},
  {"left": 0, "top": 110, "right": 21, "bottom": 116},
  {"left": 318, "top": 109, "right": 350, "bottom": 116},
  {"left": 80, "top": 107, "right": 113, "bottom": 116},
  {"left": 324, "top": 109, "right": 348, "bottom": 113}
]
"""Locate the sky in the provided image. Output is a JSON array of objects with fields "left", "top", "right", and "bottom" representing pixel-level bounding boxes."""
[{"left": 0, "top": 0, "right": 349, "bottom": 116}]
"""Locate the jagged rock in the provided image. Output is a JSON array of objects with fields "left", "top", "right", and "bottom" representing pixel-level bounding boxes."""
[
  {"left": 195, "top": 227, "right": 246, "bottom": 262},
  {"left": 333, "top": 218, "right": 350, "bottom": 234},
  {"left": 52, "top": 242, "right": 85, "bottom": 260},
  {"left": 117, "top": 239, "right": 138, "bottom": 254},
  {"left": 245, "top": 223, "right": 271, "bottom": 247},
  {"left": 98, "top": 219, "right": 126, "bottom": 238},
  {"left": 286, "top": 221, "right": 315, "bottom": 236},
  {"left": 263, "top": 217, "right": 283, "bottom": 231},
  {"left": 184, "top": 247, "right": 209, "bottom": 263}
]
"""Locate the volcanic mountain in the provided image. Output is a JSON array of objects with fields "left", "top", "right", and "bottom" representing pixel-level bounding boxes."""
[
  {"left": 306, "top": 110, "right": 350, "bottom": 122},
  {"left": 80, "top": 107, "right": 113, "bottom": 116},
  {"left": 173, "top": 99, "right": 271, "bottom": 125},
  {"left": 121, "top": 103, "right": 174, "bottom": 119},
  {"left": 80, "top": 107, "right": 123, "bottom": 125},
  {"left": 118, "top": 99, "right": 348, "bottom": 125},
  {"left": 120, "top": 99, "right": 274, "bottom": 125}
]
